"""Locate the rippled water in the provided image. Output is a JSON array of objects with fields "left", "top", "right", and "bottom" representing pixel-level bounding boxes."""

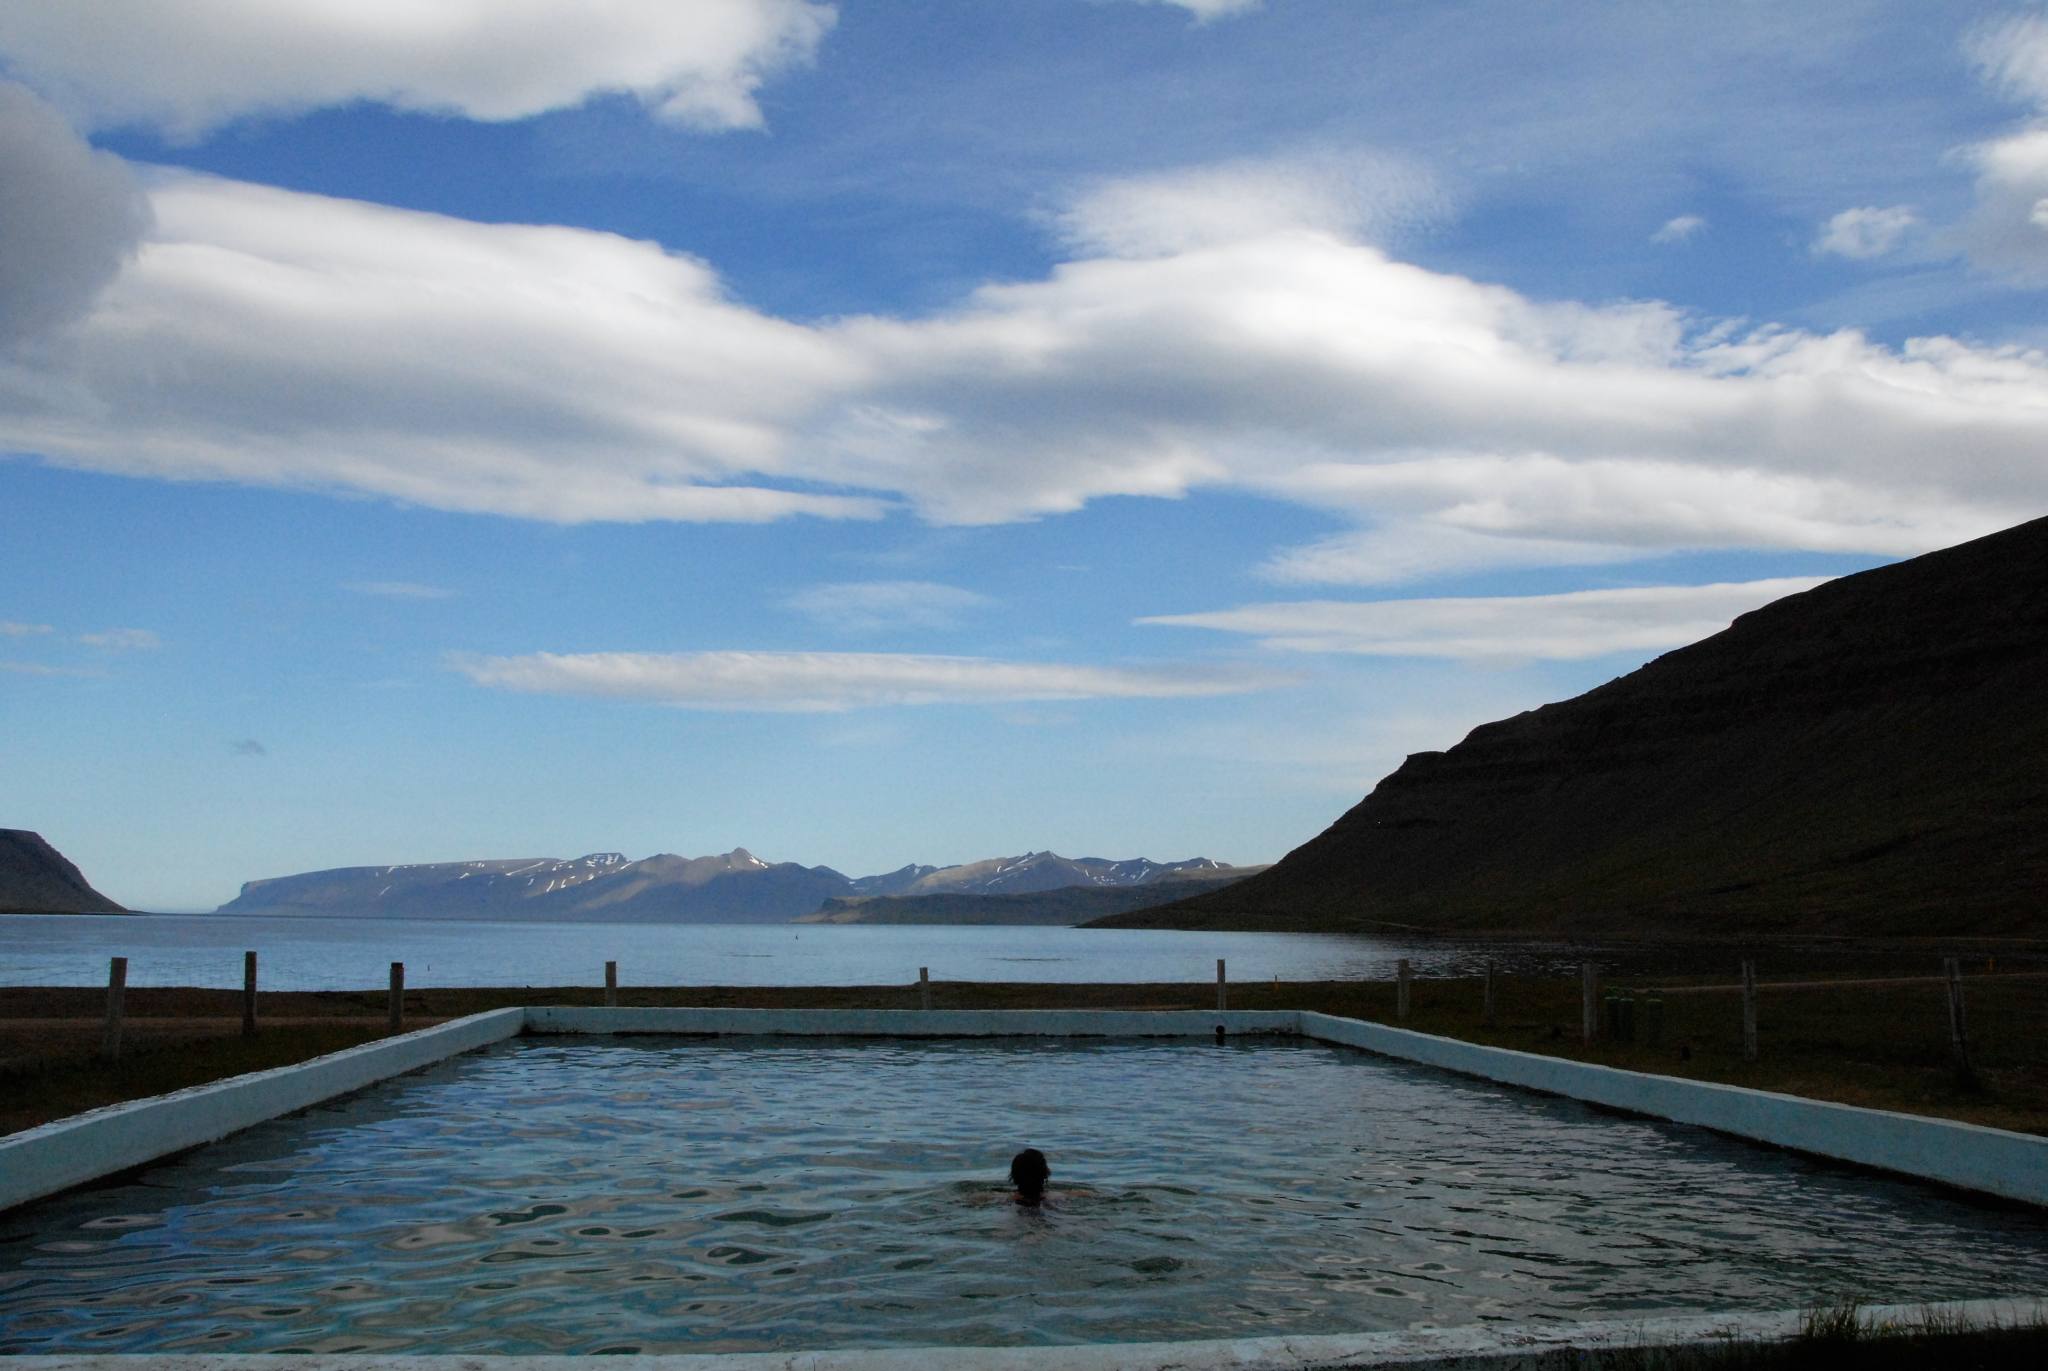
[{"left": 5, "top": 1037, "right": 2047, "bottom": 1353}]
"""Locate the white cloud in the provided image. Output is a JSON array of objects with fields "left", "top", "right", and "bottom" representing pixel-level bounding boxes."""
[
  {"left": 0, "top": 1, "right": 835, "bottom": 137},
  {"left": 0, "top": 83, "right": 149, "bottom": 348},
  {"left": 0, "top": 172, "right": 882, "bottom": 525},
  {"left": 1123, "top": 0, "right": 1266, "bottom": 20},
  {"left": 346, "top": 581, "right": 457, "bottom": 600},
  {"left": 1, "top": 620, "right": 53, "bottom": 636},
  {"left": 1967, "top": 13, "right": 2048, "bottom": 109},
  {"left": 1651, "top": 214, "right": 1707, "bottom": 244},
  {"left": 78, "top": 628, "right": 161, "bottom": 650},
  {"left": 783, "top": 580, "right": 993, "bottom": 632},
  {"left": 1141, "top": 578, "right": 1829, "bottom": 662},
  {"left": 451, "top": 649, "right": 1290, "bottom": 711},
  {"left": 1813, "top": 204, "right": 1921, "bottom": 259},
  {"left": 1055, "top": 149, "right": 1446, "bottom": 258},
  {"left": 5, "top": 154, "right": 2048, "bottom": 582},
  {"left": 824, "top": 219, "right": 2040, "bottom": 563},
  {"left": 1259, "top": 523, "right": 1644, "bottom": 587},
  {"left": 1955, "top": 15, "right": 2048, "bottom": 281}
]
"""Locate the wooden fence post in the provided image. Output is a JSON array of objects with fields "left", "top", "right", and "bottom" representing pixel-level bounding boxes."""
[
  {"left": 919, "top": 966, "right": 932, "bottom": 1011},
  {"left": 388, "top": 962, "right": 404, "bottom": 1032},
  {"left": 1581, "top": 963, "right": 1600, "bottom": 1043},
  {"left": 1396, "top": 958, "right": 1412, "bottom": 1021},
  {"left": 101, "top": 956, "right": 127, "bottom": 1062},
  {"left": 1216, "top": 958, "right": 1228, "bottom": 1012},
  {"left": 1740, "top": 959, "right": 1759, "bottom": 1062},
  {"left": 605, "top": 960, "right": 618, "bottom": 1007},
  {"left": 1945, "top": 956, "right": 1973, "bottom": 1080},
  {"left": 242, "top": 950, "right": 257, "bottom": 1036},
  {"left": 1482, "top": 958, "right": 1497, "bottom": 1028}
]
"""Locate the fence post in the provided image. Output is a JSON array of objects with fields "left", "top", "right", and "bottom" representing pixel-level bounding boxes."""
[
  {"left": 1396, "top": 958, "right": 1412, "bottom": 1021},
  {"left": 919, "top": 966, "right": 932, "bottom": 1011},
  {"left": 101, "top": 955, "right": 128, "bottom": 1062},
  {"left": 1945, "top": 956, "right": 1973, "bottom": 1081},
  {"left": 605, "top": 960, "right": 618, "bottom": 1008},
  {"left": 1581, "top": 963, "right": 1600, "bottom": 1043},
  {"left": 1216, "top": 958, "right": 1228, "bottom": 1012},
  {"left": 1740, "top": 959, "right": 1759, "bottom": 1062},
  {"left": 388, "top": 962, "right": 404, "bottom": 1033},
  {"left": 1482, "top": 958, "right": 1497, "bottom": 1028},
  {"left": 242, "top": 950, "right": 258, "bottom": 1036}
]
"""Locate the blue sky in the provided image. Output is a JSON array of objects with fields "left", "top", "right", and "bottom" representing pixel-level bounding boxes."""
[{"left": 4, "top": 1, "right": 2047, "bottom": 910}]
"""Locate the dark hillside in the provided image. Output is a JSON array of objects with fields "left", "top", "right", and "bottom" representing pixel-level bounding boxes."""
[
  {"left": 0, "top": 830, "right": 125, "bottom": 915},
  {"left": 1097, "top": 516, "right": 2048, "bottom": 937}
]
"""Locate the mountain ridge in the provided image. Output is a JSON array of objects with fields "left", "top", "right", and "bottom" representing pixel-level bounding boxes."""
[
  {"left": 216, "top": 848, "right": 1249, "bottom": 923},
  {"left": 0, "top": 830, "right": 126, "bottom": 915},
  {"left": 1094, "top": 515, "right": 2048, "bottom": 938}
]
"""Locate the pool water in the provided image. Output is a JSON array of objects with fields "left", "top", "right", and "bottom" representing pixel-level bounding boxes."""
[{"left": 3, "top": 1036, "right": 2047, "bottom": 1353}]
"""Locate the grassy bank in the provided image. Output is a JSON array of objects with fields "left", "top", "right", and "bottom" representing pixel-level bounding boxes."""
[{"left": 3, "top": 970, "right": 2044, "bottom": 1137}]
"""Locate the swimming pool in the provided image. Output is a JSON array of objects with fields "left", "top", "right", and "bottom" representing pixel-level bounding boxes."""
[{"left": 4, "top": 1035, "right": 2046, "bottom": 1354}]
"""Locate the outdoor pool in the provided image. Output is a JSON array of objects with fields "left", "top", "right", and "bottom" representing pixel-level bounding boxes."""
[{"left": 4, "top": 1035, "right": 2047, "bottom": 1353}]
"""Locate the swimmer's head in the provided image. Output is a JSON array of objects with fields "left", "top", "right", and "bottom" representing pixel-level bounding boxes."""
[{"left": 1009, "top": 1147, "right": 1049, "bottom": 1202}]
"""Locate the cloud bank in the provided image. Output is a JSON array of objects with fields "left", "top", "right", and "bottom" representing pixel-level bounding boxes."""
[
  {"left": 0, "top": 1, "right": 835, "bottom": 137},
  {"left": 2, "top": 143, "right": 2045, "bottom": 582},
  {"left": 452, "top": 650, "right": 1288, "bottom": 711},
  {"left": 1142, "top": 579, "right": 1830, "bottom": 662},
  {"left": 0, "top": 83, "right": 149, "bottom": 348}
]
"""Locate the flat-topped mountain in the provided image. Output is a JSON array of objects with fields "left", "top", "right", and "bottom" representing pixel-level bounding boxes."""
[
  {"left": 1098, "top": 516, "right": 2048, "bottom": 938},
  {"left": 217, "top": 848, "right": 1246, "bottom": 924},
  {"left": 0, "top": 830, "right": 124, "bottom": 915}
]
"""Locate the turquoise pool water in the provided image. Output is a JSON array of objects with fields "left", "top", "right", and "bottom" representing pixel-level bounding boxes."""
[{"left": 3, "top": 1036, "right": 2046, "bottom": 1353}]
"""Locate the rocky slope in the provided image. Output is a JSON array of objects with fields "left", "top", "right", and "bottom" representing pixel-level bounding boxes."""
[
  {"left": 0, "top": 830, "right": 125, "bottom": 915},
  {"left": 217, "top": 848, "right": 1246, "bottom": 923},
  {"left": 1098, "top": 516, "right": 2048, "bottom": 938}
]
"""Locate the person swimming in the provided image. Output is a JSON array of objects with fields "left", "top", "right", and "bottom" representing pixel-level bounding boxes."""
[{"left": 1009, "top": 1147, "right": 1049, "bottom": 1206}]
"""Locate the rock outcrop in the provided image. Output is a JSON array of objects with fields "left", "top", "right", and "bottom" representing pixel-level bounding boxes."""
[
  {"left": 0, "top": 830, "right": 125, "bottom": 915},
  {"left": 1096, "top": 516, "right": 2048, "bottom": 937}
]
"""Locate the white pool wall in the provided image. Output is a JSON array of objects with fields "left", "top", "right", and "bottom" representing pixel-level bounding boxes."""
[
  {"left": 523, "top": 1006, "right": 1300, "bottom": 1037},
  {"left": 5, "top": 1005, "right": 2046, "bottom": 1216},
  {"left": 1302, "top": 1011, "right": 2048, "bottom": 1208},
  {"left": 0, "top": 1007, "right": 524, "bottom": 1213}
]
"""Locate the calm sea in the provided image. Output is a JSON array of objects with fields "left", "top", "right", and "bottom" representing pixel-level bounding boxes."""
[{"left": 0, "top": 914, "right": 1600, "bottom": 991}]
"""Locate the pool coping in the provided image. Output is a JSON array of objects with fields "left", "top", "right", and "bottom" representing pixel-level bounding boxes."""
[
  {"left": 3, "top": 1009, "right": 2047, "bottom": 1366},
  {"left": 5, "top": 1004, "right": 2046, "bottom": 1214},
  {"left": 4, "top": 1298, "right": 2044, "bottom": 1369}
]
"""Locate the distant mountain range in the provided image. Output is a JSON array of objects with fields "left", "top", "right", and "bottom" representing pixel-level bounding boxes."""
[
  {"left": 800, "top": 870, "right": 1262, "bottom": 927},
  {"left": 1, "top": 829, "right": 125, "bottom": 915},
  {"left": 1100, "top": 515, "right": 2048, "bottom": 938},
  {"left": 215, "top": 849, "right": 1252, "bottom": 924}
]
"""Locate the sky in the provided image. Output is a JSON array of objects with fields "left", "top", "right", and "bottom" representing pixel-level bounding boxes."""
[{"left": 4, "top": 1, "right": 2048, "bottom": 911}]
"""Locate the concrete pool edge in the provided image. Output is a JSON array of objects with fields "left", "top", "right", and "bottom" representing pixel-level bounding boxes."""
[
  {"left": 0, "top": 1008, "right": 525, "bottom": 1213},
  {"left": 6, "top": 1003, "right": 2047, "bottom": 1215},
  {"left": 1298, "top": 1011, "right": 2048, "bottom": 1208},
  {"left": 522, "top": 1006, "right": 1301, "bottom": 1037},
  {"left": 3, "top": 1298, "right": 2043, "bottom": 1369}
]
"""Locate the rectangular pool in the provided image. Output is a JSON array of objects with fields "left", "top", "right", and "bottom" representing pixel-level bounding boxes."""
[{"left": 3, "top": 1035, "right": 2046, "bottom": 1354}]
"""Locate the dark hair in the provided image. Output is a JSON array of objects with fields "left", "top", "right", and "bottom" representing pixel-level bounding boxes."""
[{"left": 1009, "top": 1147, "right": 1049, "bottom": 1199}]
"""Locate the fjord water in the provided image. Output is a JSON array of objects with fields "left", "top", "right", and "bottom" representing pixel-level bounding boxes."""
[
  {"left": 0, "top": 914, "right": 1600, "bottom": 989},
  {"left": 7, "top": 1036, "right": 2047, "bottom": 1354}
]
